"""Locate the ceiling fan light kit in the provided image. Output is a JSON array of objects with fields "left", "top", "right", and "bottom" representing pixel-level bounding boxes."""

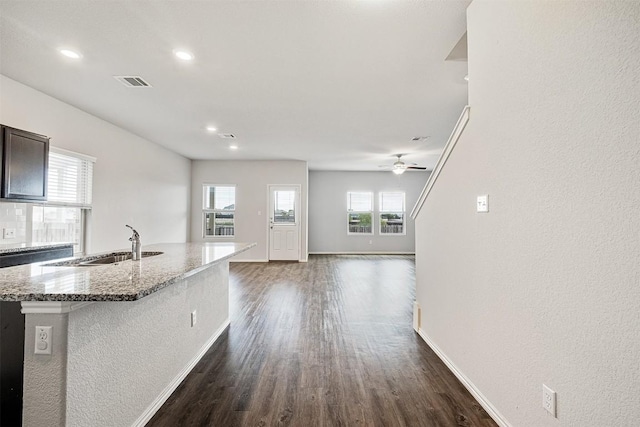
[{"left": 383, "top": 154, "right": 428, "bottom": 174}]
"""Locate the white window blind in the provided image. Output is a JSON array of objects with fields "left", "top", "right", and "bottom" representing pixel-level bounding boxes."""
[
  {"left": 47, "top": 149, "right": 94, "bottom": 208},
  {"left": 204, "top": 185, "right": 235, "bottom": 210},
  {"left": 380, "top": 192, "right": 405, "bottom": 212},
  {"left": 347, "top": 192, "right": 373, "bottom": 211}
]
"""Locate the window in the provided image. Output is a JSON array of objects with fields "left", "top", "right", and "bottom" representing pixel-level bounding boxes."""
[
  {"left": 379, "top": 192, "right": 405, "bottom": 235},
  {"left": 31, "top": 148, "right": 95, "bottom": 254},
  {"left": 273, "top": 190, "right": 296, "bottom": 223},
  {"left": 203, "top": 185, "right": 235, "bottom": 237},
  {"left": 347, "top": 191, "right": 373, "bottom": 234}
]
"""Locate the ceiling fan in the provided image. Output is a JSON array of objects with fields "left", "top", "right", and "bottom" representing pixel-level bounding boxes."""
[{"left": 379, "top": 154, "right": 428, "bottom": 175}]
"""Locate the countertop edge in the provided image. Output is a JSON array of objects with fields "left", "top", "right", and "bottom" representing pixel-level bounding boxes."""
[
  {"left": 0, "top": 242, "right": 256, "bottom": 303},
  {"left": 128, "top": 242, "right": 256, "bottom": 301},
  {"left": 0, "top": 243, "right": 74, "bottom": 255}
]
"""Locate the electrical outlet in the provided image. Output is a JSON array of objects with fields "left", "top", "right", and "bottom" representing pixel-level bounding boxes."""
[
  {"left": 543, "top": 384, "right": 556, "bottom": 417},
  {"left": 3, "top": 228, "right": 16, "bottom": 239},
  {"left": 191, "top": 310, "right": 197, "bottom": 327},
  {"left": 34, "top": 326, "right": 52, "bottom": 355},
  {"left": 476, "top": 195, "right": 489, "bottom": 213}
]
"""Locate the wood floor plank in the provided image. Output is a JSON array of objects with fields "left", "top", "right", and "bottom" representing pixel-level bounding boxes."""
[{"left": 148, "top": 255, "right": 497, "bottom": 427}]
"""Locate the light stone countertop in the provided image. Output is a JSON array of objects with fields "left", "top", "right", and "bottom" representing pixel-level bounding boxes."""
[
  {"left": 0, "top": 242, "right": 255, "bottom": 302},
  {"left": 0, "top": 242, "right": 74, "bottom": 255}
]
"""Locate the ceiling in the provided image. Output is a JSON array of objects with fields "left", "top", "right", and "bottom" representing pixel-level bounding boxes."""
[{"left": 0, "top": 0, "right": 470, "bottom": 171}]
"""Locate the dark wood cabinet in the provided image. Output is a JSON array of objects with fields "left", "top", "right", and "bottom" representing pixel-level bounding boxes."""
[
  {"left": 0, "top": 244, "right": 73, "bottom": 427},
  {"left": 1, "top": 126, "right": 49, "bottom": 201},
  {"left": 0, "top": 301, "right": 24, "bottom": 427}
]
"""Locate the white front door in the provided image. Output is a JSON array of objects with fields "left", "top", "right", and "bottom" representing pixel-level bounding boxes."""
[{"left": 268, "top": 185, "right": 301, "bottom": 261}]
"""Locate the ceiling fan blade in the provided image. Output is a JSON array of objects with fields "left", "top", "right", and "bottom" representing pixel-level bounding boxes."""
[{"left": 406, "top": 166, "right": 428, "bottom": 170}]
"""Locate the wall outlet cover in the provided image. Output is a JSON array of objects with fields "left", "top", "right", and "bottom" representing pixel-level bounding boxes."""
[
  {"left": 476, "top": 195, "right": 489, "bottom": 213},
  {"left": 543, "top": 384, "right": 557, "bottom": 417},
  {"left": 34, "top": 326, "right": 52, "bottom": 355}
]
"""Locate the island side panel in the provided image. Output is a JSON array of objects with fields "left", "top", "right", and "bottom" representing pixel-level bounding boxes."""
[{"left": 65, "top": 261, "right": 230, "bottom": 427}]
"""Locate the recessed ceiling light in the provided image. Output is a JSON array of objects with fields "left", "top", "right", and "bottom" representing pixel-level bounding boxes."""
[
  {"left": 229, "top": 145, "right": 238, "bottom": 150},
  {"left": 206, "top": 126, "right": 217, "bottom": 132},
  {"left": 60, "top": 49, "right": 82, "bottom": 59},
  {"left": 464, "top": 74, "right": 469, "bottom": 81},
  {"left": 174, "top": 50, "right": 194, "bottom": 61}
]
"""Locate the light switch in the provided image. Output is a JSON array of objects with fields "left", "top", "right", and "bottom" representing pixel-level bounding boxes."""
[{"left": 477, "top": 195, "right": 489, "bottom": 213}]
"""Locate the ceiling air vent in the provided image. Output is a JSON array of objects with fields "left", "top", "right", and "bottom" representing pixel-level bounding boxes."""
[
  {"left": 218, "top": 134, "right": 236, "bottom": 139},
  {"left": 113, "top": 76, "right": 152, "bottom": 87}
]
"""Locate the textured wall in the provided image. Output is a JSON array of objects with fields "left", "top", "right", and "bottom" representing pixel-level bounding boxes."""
[
  {"left": 65, "top": 262, "right": 229, "bottom": 426},
  {"left": 191, "top": 160, "right": 309, "bottom": 261},
  {"left": 0, "top": 75, "right": 191, "bottom": 253},
  {"left": 22, "top": 262, "right": 229, "bottom": 427},
  {"left": 23, "top": 313, "right": 69, "bottom": 427},
  {"left": 309, "top": 171, "right": 427, "bottom": 253},
  {"left": 415, "top": 1, "right": 640, "bottom": 426}
]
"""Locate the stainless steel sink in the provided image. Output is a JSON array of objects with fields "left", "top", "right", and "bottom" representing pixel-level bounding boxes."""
[
  {"left": 44, "top": 251, "right": 163, "bottom": 267},
  {"left": 80, "top": 254, "right": 132, "bottom": 265},
  {"left": 78, "top": 251, "right": 163, "bottom": 266}
]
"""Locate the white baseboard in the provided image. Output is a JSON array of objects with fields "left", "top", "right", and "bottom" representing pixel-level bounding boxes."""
[
  {"left": 230, "top": 258, "right": 308, "bottom": 263},
  {"left": 309, "top": 251, "right": 415, "bottom": 255},
  {"left": 417, "top": 329, "right": 511, "bottom": 427},
  {"left": 132, "top": 319, "right": 230, "bottom": 427}
]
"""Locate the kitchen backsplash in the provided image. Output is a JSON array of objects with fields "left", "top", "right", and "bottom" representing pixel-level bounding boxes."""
[
  {"left": 0, "top": 202, "right": 28, "bottom": 246},
  {"left": 0, "top": 202, "right": 82, "bottom": 252}
]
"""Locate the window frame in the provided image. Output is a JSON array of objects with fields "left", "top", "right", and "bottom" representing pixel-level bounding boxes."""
[
  {"left": 272, "top": 189, "right": 298, "bottom": 225},
  {"left": 30, "top": 147, "right": 95, "bottom": 255},
  {"left": 346, "top": 191, "right": 374, "bottom": 235},
  {"left": 202, "top": 184, "right": 236, "bottom": 238},
  {"left": 379, "top": 191, "right": 406, "bottom": 236}
]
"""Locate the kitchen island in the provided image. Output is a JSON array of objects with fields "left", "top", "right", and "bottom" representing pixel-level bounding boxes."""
[
  {"left": 0, "top": 242, "right": 74, "bottom": 268},
  {"left": 0, "top": 242, "right": 255, "bottom": 427}
]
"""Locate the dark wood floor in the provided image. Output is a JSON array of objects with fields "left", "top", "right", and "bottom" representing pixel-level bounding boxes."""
[{"left": 148, "top": 255, "right": 496, "bottom": 427}]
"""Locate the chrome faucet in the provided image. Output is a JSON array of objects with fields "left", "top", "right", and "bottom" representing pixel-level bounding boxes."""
[{"left": 125, "top": 225, "right": 142, "bottom": 261}]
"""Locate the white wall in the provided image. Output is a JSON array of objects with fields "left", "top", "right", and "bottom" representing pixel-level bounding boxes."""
[
  {"left": 191, "top": 160, "right": 308, "bottom": 261},
  {"left": 23, "top": 261, "right": 230, "bottom": 427},
  {"left": 309, "top": 171, "right": 427, "bottom": 253},
  {"left": 0, "top": 75, "right": 191, "bottom": 253},
  {"left": 415, "top": 2, "right": 640, "bottom": 426}
]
